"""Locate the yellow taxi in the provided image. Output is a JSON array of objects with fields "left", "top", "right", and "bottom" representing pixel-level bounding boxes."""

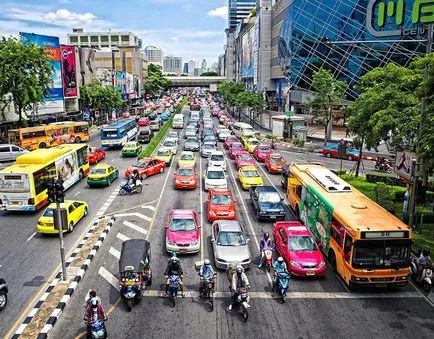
[
  {"left": 122, "top": 141, "right": 142, "bottom": 157},
  {"left": 37, "top": 200, "right": 89, "bottom": 234},
  {"left": 178, "top": 151, "right": 196, "bottom": 167},
  {"left": 243, "top": 137, "right": 260, "bottom": 153},
  {"left": 155, "top": 147, "right": 173, "bottom": 166},
  {"left": 240, "top": 132, "right": 255, "bottom": 146},
  {"left": 238, "top": 165, "right": 263, "bottom": 190},
  {"left": 87, "top": 163, "right": 119, "bottom": 187}
]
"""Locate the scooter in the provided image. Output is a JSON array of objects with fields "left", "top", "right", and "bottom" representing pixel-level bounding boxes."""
[
  {"left": 235, "top": 287, "right": 250, "bottom": 322},
  {"left": 0, "top": 278, "right": 8, "bottom": 311},
  {"left": 168, "top": 275, "right": 180, "bottom": 307},
  {"left": 87, "top": 319, "right": 107, "bottom": 339},
  {"left": 275, "top": 272, "right": 290, "bottom": 303},
  {"left": 261, "top": 248, "right": 273, "bottom": 272},
  {"left": 374, "top": 159, "right": 394, "bottom": 173},
  {"left": 410, "top": 258, "right": 432, "bottom": 293},
  {"left": 119, "top": 180, "right": 143, "bottom": 195}
]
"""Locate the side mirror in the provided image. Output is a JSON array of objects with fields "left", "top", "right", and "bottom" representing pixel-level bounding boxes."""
[
  {"left": 198, "top": 225, "right": 202, "bottom": 229},
  {"left": 164, "top": 225, "right": 168, "bottom": 229},
  {"left": 210, "top": 238, "right": 215, "bottom": 242},
  {"left": 233, "top": 199, "right": 237, "bottom": 203},
  {"left": 246, "top": 238, "right": 251, "bottom": 243},
  {"left": 281, "top": 197, "right": 284, "bottom": 201}
]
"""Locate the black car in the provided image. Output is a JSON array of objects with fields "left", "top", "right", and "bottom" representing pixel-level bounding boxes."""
[
  {"left": 137, "top": 129, "right": 154, "bottom": 144},
  {"left": 148, "top": 112, "right": 157, "bottom": 120},
  {"left": 0, "top": 278, "right": 7, "bottom": 311},
  {"left": 249, "top": 186, "right": 286, "bottom": 220},
  {"left": 280, "top": 164, "right": 290, "bottom": 189}
]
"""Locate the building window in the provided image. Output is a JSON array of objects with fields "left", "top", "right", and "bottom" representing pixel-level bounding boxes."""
[
  {"left": 70, "top": 36, "right": 78, "bottom": 43},
  {"left": 80, "top": 36, "right": 88, "bottom": 42},
  {"left": 90, "top": 36, "right": 99, "bottom": 42},
  {"left": 100, "top": 35, "right": 109, "bottom": 42},
  {"left": 111, "top": 35, "right": 119, "bottom": 42},
  {"left": 121, "top": 35, "right": 129, "bottom": 42}
]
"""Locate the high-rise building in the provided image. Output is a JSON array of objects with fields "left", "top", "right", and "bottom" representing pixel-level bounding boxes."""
[
  {"left": 143, "top": 45, "right": 163, "bottom": 64},
  {"left": 188, "top": 60, "right": 196, "bottom": 76},
  {"left": 201, "top": 59, "right": 207, "bottom": 70},
  {"left": 163, "top": 56, "right": 183, "bottom": 73},
  {"left": 183, "top": 62, "right": 189, "bottom": 74},
  {"left": 228, "top": 0, "right": 256, "bottom": 29},
  {"left": 68, "top": 28, "right": 142, "bottom": 49}
]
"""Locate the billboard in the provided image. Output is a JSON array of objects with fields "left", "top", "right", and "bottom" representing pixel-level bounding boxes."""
[
  {"left": 253, "top": 16, "right": 260, "bottom": 85},
  {"left": 395, "top": 150, "right": 416, "bottom": 181},
  {"left": 60, "top": 45, "right": 77, "bottom": 98},
  {"left": 56, "top": 152, "right": 78, "bottom": 190},
  {"left": 20, "top": 33, "right": 64, "bottom": 114},
  {"left": 241, "top": 27, "right": 255, "bottom": 78}
]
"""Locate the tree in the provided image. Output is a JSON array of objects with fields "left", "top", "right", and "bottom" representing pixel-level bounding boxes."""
[
  {"left": 0, "top": 37, "right": 53, "bottom": 125},
  {"left": 145, "top": 64, "right": 171, "bottom": 97},
  {"left": 200, "top": 71, "right": 218, "bottom": 76},
  {"left": 79, "top": 83, "right": 123, "bottom": 113},
  {"left": 306, "top": 68, "right": 347, "bottom": 146},
  {"left": 218, "top": 81, "right": 246, "bottom": 118}
]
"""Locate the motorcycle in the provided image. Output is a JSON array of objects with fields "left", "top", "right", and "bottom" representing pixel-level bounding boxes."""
[
  {"left": 275, "top": 272, "right": 290, "bottom": 303},
  {"left": 235, "top": 287, "right": 250, "bottom": 322},
  {"left": 119, "top": 180, "right": 143, "bottom": 195},
  {"left": 200, "top": 273, "right": 216, "bottom": 311},
  {"left": 374, "top": 159, "right": 394, "bottom": 173},
  {"left": 261, "top": 248, "right": 273, "bottom": 272},
  {"left": 271, "top": 138, "right": 277, "bottom": 150},
  {"left": 167, "top": 275, "right": 180, "bottom": 307},
  {"left": 410, "top": 258, "right": 432, "bottom": 293},
  {"left": 87, "top": 319, "right": 107, "bottom": 339},
  {"left": 0, "top": 278, "right": 8, "bottom": 311}
]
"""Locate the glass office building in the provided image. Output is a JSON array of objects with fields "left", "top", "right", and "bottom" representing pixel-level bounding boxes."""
[
  {"left": 278, "top": 0, "right": 430, "bottom": 100},
  {"left": 228, "top": 0, "right": 257, "bottom": 29}
]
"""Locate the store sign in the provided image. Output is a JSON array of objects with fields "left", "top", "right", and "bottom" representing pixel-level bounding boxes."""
[{"left": 367, "top": 0, "right": 434, "bottom": 37}]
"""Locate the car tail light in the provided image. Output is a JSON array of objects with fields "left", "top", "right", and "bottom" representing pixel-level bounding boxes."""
[
  {"left": 37, "top": 221, "right": 42, "bottom": 225},
  {"left": 28, "top": 198, "right": 34, "bottom": 205}
]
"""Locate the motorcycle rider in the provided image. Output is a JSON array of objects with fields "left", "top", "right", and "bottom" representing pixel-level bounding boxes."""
[
  {"left": 229, "top": 265, "right": 250, "bottom": 311},
  {"left": 416, "top": 250, "right": 432, "bottom": 282},
  {"left": 272, "top": 257, "right": 289, "bottom": 292},
  {"left": 258, "top": 232, "right": 274, "bottom": 268},
  {"left": 128, "top": 169, "right": 139, "bottom": 191},
  {"left": 85, "top": 297, "right": 107, "bottom": 337},
  {"left": 199, "top": 259, "right": 216, "bottom": 296},
  {"left": 164, "top": 254, "right": 185, "bottom": 297}
]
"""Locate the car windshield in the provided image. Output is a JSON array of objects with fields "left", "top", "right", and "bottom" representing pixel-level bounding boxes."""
[
  {"left": 157, "top": 150, "right": 170, "bottom": 156},
  {"left": 181, "top": 154, "right": 193, "bottom": 160},
  {"left": 210, "top": 154, "right": 224, "bottom": 161},
  {"left": 203, "top": 144, "right": 215, "bottom": 149},
  {"left": 352, "top": 240, "right": 412, "bottom": 269},
  {"left": 289, "top": 236, "right": 317, "bottom": 251},
  {"left": 227, "top": 137, "right": 237, "bottom": 141},
  {"left": 43, "top": 208, "right": 54, "bottom": 217},
  {"left": 187, "top": 137, "right": 198, "bottom": 143},
  {"left": 271, "top": 157, "right": 284, "bottom": 163},
  {"left": 211, "top": 194, "right": 232, "bottom": 205},
  {"left": 231, "top": 144, "right": 243, "bottom": 150},
  {"left": 258, "top": 146, "right": 270, "bottom": 152},
  {"left": 258, "top": 192, "right": 281, "bottom": 203},
  {"left": 245, "top": 128, "right": 255, "bottom": 134},
  {"left": 207, "top": 170, "right": 225, "bottom": 179},
  {"left": 125, "top": 143, "right": 135, "bottom": 148},
  {"left": 204, "top": 137, "right": 215, "bottom": 141},
  {"left": 248, "top": 139, "right": 259, "bottom": 145},
  {"left": 242, "top": 170, "right": 259, "bottom": 177},
  {"left": 163, "top": 141, "right": 175, "bottom": 147},
  {"left": 91, "top": 168, "right": 106, "bottom": 175},
  {"left": 217, "top": 231, "right": 246, "bottom": 246},
  {"left": 168, "top": 133, "right": 178, "bottom": 138},
  {"left": 170, "top": 218, "right": 196, "bottom": 232},
  {"left": 238, "top": 154, "right": 251, "bottom": 160},
  {"left": 178, "top": 168, "right": 194, "bottom": 176},
  {"left": 133, "top": 162, "right": 147, "bottom": 168}
]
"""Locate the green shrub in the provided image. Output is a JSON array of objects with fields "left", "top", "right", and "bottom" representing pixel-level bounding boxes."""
[
  {"left": 374, "top": 182, "right": 394, "bottom": 212},
  {"left": 293, "top": 139, "right": 305, "bottom": 147},
  {"left": 332, "top": 169, "right": 347, "bottom": 176},
  {"left": 366, "top": 173, "right": 405, "bottom": 186},
  {"left": 265, "top": 134, "right": 275, "bottom": 139},
  {"left": 427, "top": 191, "right": 434, "bottom": 203}
]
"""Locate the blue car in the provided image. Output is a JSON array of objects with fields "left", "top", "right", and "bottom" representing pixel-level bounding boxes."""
[
  {"left": 321, "top": 144, "right": 360, "bottom": 161},
  {"left": 160, "top": 113, "right": 169, "bottom": 121},
  {"left": 249, "top": 186, "right": 286, "bottom": 220}
]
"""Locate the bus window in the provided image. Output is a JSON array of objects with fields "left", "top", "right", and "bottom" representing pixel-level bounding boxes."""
[
  {"left": 343, "top": 233, "right": 353, "bottom": 262},
  {"left": 34, "top": 164, "right": 55, "bottom": 195},
  {"left": 295, "top": 185, "right": 302, "bottom": 198},
  {"left": 77, "top": 147, "right": 88, "bottom": 167},
  {"left": 331, "top": 222, "right": 344, "bottom": 248},
  {"left": 74, "top": 125, "right": 88, "bottom": 133}
]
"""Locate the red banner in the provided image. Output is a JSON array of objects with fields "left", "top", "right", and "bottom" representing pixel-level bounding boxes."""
[{"left": 60, "top": 45, "right": 77, "bottom": 98}]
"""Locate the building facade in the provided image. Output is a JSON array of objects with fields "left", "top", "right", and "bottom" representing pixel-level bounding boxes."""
[
  {"left": 228, "top": 0, "right": 257, "bottom": 29},
  {"left": 163, "top": 56, "right": 183, "bottom": 74},
  {"left": 143, "top": 45, "right": 163, "bottom": 64},
  {"left": 68, "top": 28, "right": 142, "bottom": 49},
  {"left": 188, "top": 60, "right": 197, "bottom": 76},
  {"left": 183, "top": 62, "right": 189, "bottom": 74}
]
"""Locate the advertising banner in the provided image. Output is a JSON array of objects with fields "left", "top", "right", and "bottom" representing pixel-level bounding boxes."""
[
  {"left": 253, "top": 16, "right": 260, "bottom": 85},
  {"left": 60, "top": 45, "right": 77, "bottom": 98},
  {"left": 20, "top": 33, "right": 64, "bottom": 114},
  {"left": 241, "top": 27, "right": 255, "bottom": 78},
  {"left": 395, "top": 150, "right": 416, "bottom": 181},
  {"left": 56, "top": 153, "right": 78, "bottom": 190}
]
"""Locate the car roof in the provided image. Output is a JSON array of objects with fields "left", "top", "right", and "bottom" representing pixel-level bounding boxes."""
[
  {"left": 171, "top": 209, "right": 196, "bottom": 218},
  {"left": 270, "top": 153, "right": 283, "bottom": 157},
  {"left": 216, "top": 220, "right": 242, "bottom": 232},
  {"left": 210, "top": 150, "right": 224, "bottom": 155},
  {"left": 207, "top": 166, "right": 225, "bottom": 171},
  {"left": 240, "top": 165, "right": 257, "bottom": 171},
  {"left": 93, "top": 163, "right": 110, "bottom": 169},
  {"left": 254, "top": 185, "right": 278, "bottom": 193}
]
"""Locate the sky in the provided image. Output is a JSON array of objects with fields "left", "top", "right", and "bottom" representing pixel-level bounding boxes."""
[{"left": 0, "top": 0, "right": 229, "bottom": 65}]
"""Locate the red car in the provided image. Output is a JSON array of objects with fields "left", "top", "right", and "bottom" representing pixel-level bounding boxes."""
[
  {"left": 122, "top": 112, "right": 131, "bottom": 119},
  {"left": 88, "top": 147, "right": 105, "bottom": 164},
  {"left": 229, "top": 142, "right": 245, "bottom": 159},
  {"left": 265, "top": 153, "right": 287, "bottom": 173},
  {"left": 137, "top": 117, "right": 150, "bottom": 126},
  {"left": 273, "top": 221, "right": 326, "bottom": 277},
  {"left": 124, "top": 158, "right": 166, "bottom": 179},
  {"left": 224, "top": 135, "right": 239, "bottom": 149},
  {"left": 165, "top": 209, "right": 201, "bottom": 253},
  {"left": 207, "top": 188, "right": 237, "bottom": 221},
  {"left": 254, "top": 144, "right": 272, "bottom": 162},
  {"left": 235, "top": 151, "right": 255, "bottom": 170},
  {"left": 174, "top": 166, "right": 197, "bottom": 190}
]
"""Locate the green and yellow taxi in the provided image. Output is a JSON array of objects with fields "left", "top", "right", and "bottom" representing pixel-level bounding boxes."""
[
  {"left": 37, "top": 200, "right": 89, "bottom": 234},
  {"left": 155, "top": 147, "right": 173, "bottom": 166},
  {"left": 238, "top": 165, "right": 264, "bottom": 190},
  {"left": 87, "top": 163, "right": 119, "bottom": 187},
  {"left": 122, "top": 141, "right": 142, "bottom": 157},
  {"left": 178, "top": 151, "right": 196, "bottom": 167}
]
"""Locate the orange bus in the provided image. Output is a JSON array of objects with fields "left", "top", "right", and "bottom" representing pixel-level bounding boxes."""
[
  {"left": 286, "top": 163, "right": 412, "bottom": 288},
  {"left": 7, "top": 121, "right": 89, "bottom": 150}
]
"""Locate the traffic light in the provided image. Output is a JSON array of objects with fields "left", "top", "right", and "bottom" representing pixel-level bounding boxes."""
[
  {"left": 55, "top": 179, "right": 65, "bottom": 203},
  {"left": 47, "top": 179, "right": 55, "bottom": 203}
]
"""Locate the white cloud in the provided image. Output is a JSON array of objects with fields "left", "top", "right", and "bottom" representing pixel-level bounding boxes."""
[
  {"left": 44, "top": 9, "right": 96, "bottom": 24},
  {"left": 58, "top": 0, "right": 70, "bottom": 3},
  {"left": 170, "top": 36, "right": 178, "bottom": 41},
  {"left": 208, "top": 6, "right": 227, "bottom": 20}
]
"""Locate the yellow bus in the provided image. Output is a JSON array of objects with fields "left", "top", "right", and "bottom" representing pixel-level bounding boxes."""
[
  {"left": 7, "top": 121, "right": 90, "bottom": 151},
  {"left": 0, "top": 144, "right": 89, "bottom": 211},
  {"left": 286, "top": 163, "right": 412, "bottom": 288}
]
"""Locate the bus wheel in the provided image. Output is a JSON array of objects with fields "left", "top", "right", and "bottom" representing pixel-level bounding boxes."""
[
  {"left": 75, "top": 137, "right": 81, "bottom": 143},
  {"left": 328, "top": 250, "right": 337, "bottom": 272},
  {"left": 39, "top": 142, "right": 46, "bottom": 148}
]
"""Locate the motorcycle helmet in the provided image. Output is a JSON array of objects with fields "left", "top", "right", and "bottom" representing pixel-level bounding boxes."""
[
  {"left": 277, "top": 257, "right": 284, "bottom": 263},
  {"left": 236, "top": 264, "right": 243, "bottom": 275},
  {"left": 204, "top": 259, "right": 211, "bottom": 265},
  {"left": 263, "top": 232, "right": 269, "bottom": 241},
  {"left": 90, "top": 297, "right": 99, "bottom": 307}
]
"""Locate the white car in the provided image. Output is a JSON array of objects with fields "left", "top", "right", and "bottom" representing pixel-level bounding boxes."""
[
  {"left": 162, "top": 138, "right": 178, "bottom": 155},
  {"left": 201, "top": 142, "right": 217, "bottom": 158},
  {"left": 208, "top": 151, "right": 226, "bottom": 171},
  {"left": 204, "top": 166, "right": 227, "bottom": 191},
  {"left": 218, "top": 129, "right": 231, "bottom": 141},
  {"left": 167, "top": 131, "right": 179, "bottom": 144}
]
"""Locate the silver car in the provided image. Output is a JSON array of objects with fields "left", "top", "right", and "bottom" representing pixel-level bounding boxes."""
[
  {"left": 201, "top": 142, "right": 217, "bottom": 158},
  {"left": 211, "top": 220, "right": 251, "bottom": 269}
]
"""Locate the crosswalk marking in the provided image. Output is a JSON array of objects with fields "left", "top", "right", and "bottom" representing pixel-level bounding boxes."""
[
  {"left": 122, "top": 220, "right": 147, "bottom": 235},
  {"left": 109, "top": 247, "right": 120, "bottom": 259},
  {"left": 116, "top": 233, "right": 130, "bottom": 242},
  {"left": 141, "top": 205, "right": 156, "bottom": 211},
  {"left": 115, "top": 212, "right": 152, "bottom": 222},
  {"left": 98, "top": 266, "right": 119, "bottom": 289}
]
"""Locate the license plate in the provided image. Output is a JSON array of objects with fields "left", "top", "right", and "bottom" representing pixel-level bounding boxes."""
[
  {"left": 10, "top": 201, "right": 20, "bottom": 205},
  {"left": 179, "top": 249, "right": 187, "bottom": 253},
  {"left": 270, "top": 216, "right": 276, "bottom": 219},
  {"left": 306, "top": 272, "right": 316, "bottom": 276},
  {"left": 376, "top": 284, "right": 387, "bottom": 288}
]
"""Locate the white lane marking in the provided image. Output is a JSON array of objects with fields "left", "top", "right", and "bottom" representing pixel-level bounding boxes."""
[
  {"left": 74, "top": 191, "right": 80, "bottom": 197},
  {"left": 26, "top": 232, "right": 37, "bottom": 242},
  {"left": 122, "top": 220, "right": 148, "bottom": 235},
  {"left": 225, "top": 152, "right": 273, "bottom": 286},
  {"left": 111, "top": 159, "right": 115, "bottom": 162},
  {"left": 199, "top": 152, "right": 204, "bottom": 262},
  {"left": 109, "top": 247, "right": 121, "bottom": 259},
  {"left": 115, "top": 212, "right": 152, "bottom": 222},
  {"left": 141, "top": 205, "right": 156, "bottom": 211},
  {"left": 116, "top": 233, "right": 130, "bottom": 242},
  {"left": 98, "top": 266, "right": 119, "bottom": 290}
]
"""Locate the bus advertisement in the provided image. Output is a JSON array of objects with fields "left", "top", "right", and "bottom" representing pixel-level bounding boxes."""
[
  {"left": 286, "top": 163, "right": 412, "bottom": 288},
  {"left": 7, "top": 121, "right": 89, "bottom": 151},
  {"left": 100, "top": 118, "right": 137, "bottom": 148},
  {"left": 0, "top": 144, "right": 89, "bottom": 211}
]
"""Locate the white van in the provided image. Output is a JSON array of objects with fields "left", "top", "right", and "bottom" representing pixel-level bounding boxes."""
[
  {"left": 232, "top": 122, "right": 256, "bottom": 138},
  {"left": 172, "top": 115, "right": 184, "bottom": 129},
  {"left": 0, "top": 144, "right": 28, "bottom": 162}
]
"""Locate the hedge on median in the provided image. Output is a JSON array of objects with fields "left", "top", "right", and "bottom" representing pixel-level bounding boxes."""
[{"left": 138, "top": 96, "right": 189, "bottom": 159}]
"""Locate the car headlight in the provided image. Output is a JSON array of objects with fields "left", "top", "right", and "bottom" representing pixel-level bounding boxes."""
[
  {"left": 190, "top": 239, "right": 199, "bottom": 246},
  {"left": 228, "top": 211, "right": 235, "bottom": 216},
  {"left": 166, "top": 238, "right": 175, "bottom": 246},
  {"left": 290, "top": 260, "right": 301, "bottom": 268},
  {"left": 175, "top": 180, "right": 181, "bottom": 184},
  {"left": 209, "top": 210, "right": 216, "bottom": 216},
  {"left": 319, "top": 261, "right": 325, "bottom": 268}
]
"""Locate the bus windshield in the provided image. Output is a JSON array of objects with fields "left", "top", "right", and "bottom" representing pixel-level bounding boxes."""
[
  {"left": 102, "top": 130, "right": 118, "bottom": 138},
  {"left": 352, "top": 240, "right": 412, "bottom": 269}
]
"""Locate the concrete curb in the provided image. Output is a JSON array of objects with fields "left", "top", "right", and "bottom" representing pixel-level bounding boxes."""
[{"left": 12, "top": 217, "right": 115, "bottom": 339}]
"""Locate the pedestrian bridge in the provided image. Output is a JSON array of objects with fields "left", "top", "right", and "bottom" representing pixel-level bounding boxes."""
[{"left": 166, "top": 76, "right": 226, "bottom": 88}]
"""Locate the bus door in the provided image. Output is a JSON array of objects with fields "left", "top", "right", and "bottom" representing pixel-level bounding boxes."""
[{"left": 287, "top": 174, "right": 301, "bottom": 213}]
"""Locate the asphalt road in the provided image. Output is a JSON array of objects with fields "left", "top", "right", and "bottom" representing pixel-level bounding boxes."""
[{"left": 44, "top": 109, "right": 434, "bottom": 339}]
